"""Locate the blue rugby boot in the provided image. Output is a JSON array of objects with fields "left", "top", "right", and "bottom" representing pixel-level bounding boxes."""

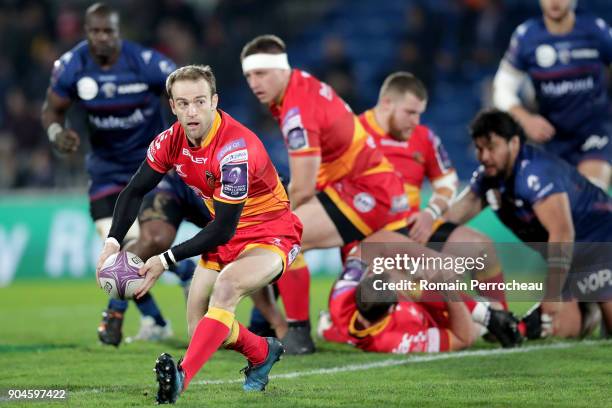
[{"left": 241, "top": 337, "right": 285, "bottom": 391}]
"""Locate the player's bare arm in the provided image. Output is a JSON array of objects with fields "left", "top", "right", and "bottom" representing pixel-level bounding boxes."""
[
  {"left": 288, "top": 154, "right": 321, "bottom": 210},
  {"left": 408, "top": 171, "right": 458, "bottom": 243},
  {"left": 41, "top": 88, "right": 80, "bottom": 154},
  {"left": 532, "top": 192, "right": 575, "bottom": 322},
  {"left": 444, "top": 187, "right": 484, "bottom": 225},
  {"left": 444, "top": 295, "right": 475, "bottom": 351}
]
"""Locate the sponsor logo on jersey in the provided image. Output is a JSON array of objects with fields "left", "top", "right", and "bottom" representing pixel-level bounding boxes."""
[
  {"left": 77, "top": 76, "right": 98, "bottom": 100},
  {"left": 535, "top": 44, "right": 557, "bottom": 68},
  {"left": 220, "top": 162, "right": 248, "bottom": 200},
  {"left": 88, "top": 108, "right": 145, "bottom": 129},
  {"left": 220, "top": 149, "right": 248, "bottom": 165},
  {"left": 541, "top": 77, "right": 594, "bottom": 96},
  {"left": 576, "top": 269, "right": 612, "bottom": 295},
  {"left": 118, "top": 82, "right": 149, "bottom": 94},
  {"left": 282, "top": 108, "right": 309, "bottom": 150},
  {"left": 216, "top": 138, "right": 246, "bottom": 161},
  {"left": 353, "top": 192, "right": 376, "bottom": 213},
  {"left": 581, "top": 135, "right": 609, "bottom": 152},
  {"left": 182, "top": 148, "right": 208, "bottom": 164}
]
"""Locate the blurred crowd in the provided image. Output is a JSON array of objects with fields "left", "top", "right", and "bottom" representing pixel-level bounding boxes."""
[{"left": 0, "top": 0, "right": 609, "bottom": 189}]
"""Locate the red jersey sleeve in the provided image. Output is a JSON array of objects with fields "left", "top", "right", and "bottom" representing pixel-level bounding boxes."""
[
  {"left": 146, "top": 126, "right": 176, "bottom": 173},
  {"left": 423, "top": 128, "right": 454, "bottom": 181},
  {"left": 281, "top": 103, "right": 321, "bottom": 157}
]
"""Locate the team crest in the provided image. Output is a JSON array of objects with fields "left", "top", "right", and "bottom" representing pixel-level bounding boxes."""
[{"left": 205, "top": 171, "right": 216, "bottom": 189}]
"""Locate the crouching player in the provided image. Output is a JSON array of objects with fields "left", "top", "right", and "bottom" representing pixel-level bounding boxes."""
[
  {"left": 319, "top": 270, "right": 517, "bottom": 353},
  {"left": 320, "top": 230, "right": 522, "bottom": 351},
  {"left": 96, "top": 65, "right": 302, "bottom": 403}
]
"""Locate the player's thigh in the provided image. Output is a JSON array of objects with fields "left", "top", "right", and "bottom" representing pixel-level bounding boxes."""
[
  {"left": 187, "top": 265, "right": 218, "bottom": 329},
  {"left": 210, "top": 247, "right": 284, "bottom": 312},
  {"left": 294, "top": 196, "right": 345, "bottom": 250},
  {"left": 442, "top": 225, "right": 497, "bottom": 259},
  {"left": 577, "top": 159, "right": 611, "bottom": 190}
]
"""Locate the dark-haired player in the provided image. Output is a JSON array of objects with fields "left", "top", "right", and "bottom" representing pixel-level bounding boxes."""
[{"left": 445, "top": 109, "right": 612, "bottom": 339}]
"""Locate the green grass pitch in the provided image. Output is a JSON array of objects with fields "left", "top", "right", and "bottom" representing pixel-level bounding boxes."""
[{"left": 1, "top": 278, "right": 610, "bottom": 407}]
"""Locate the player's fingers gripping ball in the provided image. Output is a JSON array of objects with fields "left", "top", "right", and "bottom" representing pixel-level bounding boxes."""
[
  {"left": 98, "top": 251, "right": 146, "bottom": 300},
  {"left": 133, "top": 256, "right": 164, "bottom": 299}
]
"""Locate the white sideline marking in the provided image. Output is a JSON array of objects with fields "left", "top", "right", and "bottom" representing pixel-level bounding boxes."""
[
  {"left": 68, "top": 340, "right": 607, "bottom": 396},
  {"left": 193, "top": 339, "right": 607, "bottom": 386}
]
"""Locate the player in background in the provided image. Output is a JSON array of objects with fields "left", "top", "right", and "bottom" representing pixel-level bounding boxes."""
[
  {"left": 96, "top": 65, "right": 302, "bottom": 403},
  {"left": 445, "top": 109, "right": 612, "bottom": 340},
  {"left": 40, "top": 2, "right": 198, "bottom": 346},
  {"left": 241, "top": 35, "right": 410, "bottom": 354},
  {"left": 354, "top": 71, "right": 509, "bottom": 309},
  {"left": 493, "top": 0, "right": 612, "bottom": 190}
]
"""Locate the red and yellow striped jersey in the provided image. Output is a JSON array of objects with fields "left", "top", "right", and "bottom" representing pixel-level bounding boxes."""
[{"left": 147, "top": 109, "right": 289, "bottom": 228}]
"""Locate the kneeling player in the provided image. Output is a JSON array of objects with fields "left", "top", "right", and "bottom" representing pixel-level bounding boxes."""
[{"left": 96, "top": 65, "right": 302, "bottom": 403}]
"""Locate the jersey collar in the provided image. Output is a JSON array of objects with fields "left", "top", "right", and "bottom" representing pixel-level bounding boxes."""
[
  {"left": 348, "top": 310, "right": 392, "bottom": 338},
  {"left": 364, "top": 109, "right": 386, "bottom": 137},
  {"left": 200, "top": 110, "right": 222, "bottom": 148}
]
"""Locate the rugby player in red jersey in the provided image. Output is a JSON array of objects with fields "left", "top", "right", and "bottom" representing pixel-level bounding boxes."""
[
  {"left": 355, "top": 72, "right": 509, "bottom": 308},
  {"left": 96, "top": 65, "right": 302, "bottom": 403},
  {"left": 241, "top": 35, "right": 410, "bottom": 353}
]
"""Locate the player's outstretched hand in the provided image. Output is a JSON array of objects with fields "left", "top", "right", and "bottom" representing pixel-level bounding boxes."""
[
  {"left": 53, "top": 128, "right": 80, "bottom": 154},
  {"left": 407, "top": 211, "right": 434, "bottom": 244},
  {"left": 134, "top": 256, "right": 165, "bottom": 299},
  {"left": 522, "top": 114, "right": 555, "bottom": 143},
  {"left": 96, "top": 239, "right": 120, "bottom": 286}
]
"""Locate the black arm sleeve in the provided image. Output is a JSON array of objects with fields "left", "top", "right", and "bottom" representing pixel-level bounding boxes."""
[
  {"left": 170, "top": 199, "right": 244, "bottom": 262},
  {"left": 108, "top": 161, "right": 165, "bottom": 242}
]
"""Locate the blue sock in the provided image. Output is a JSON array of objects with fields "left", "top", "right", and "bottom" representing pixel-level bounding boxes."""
[
  {"left": 249, "top": 307, "right": 270, "bottom": 331},
  {"left": 108, "top": 299, "right": 128, "bottom": 313},
  {"left": 169, "top": 259, "right": 196, "bottom": 283},
  {"left": 134, "top": 293, "right": 166, "bottom": 327}
]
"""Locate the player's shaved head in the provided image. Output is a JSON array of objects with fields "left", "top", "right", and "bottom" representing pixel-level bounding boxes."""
[
  {"left": 355, "top": 274, "right": 397, "bottom": 323},
  {"left": 85, "top": 2, "right": 119, "bottom": 25},
  {"left": 241, "top": 34, "right": 286, "bottom": 61},
  {"left": 470, "top": 109, "right": 525, "bottom": 143},
  {"left": 379, "top": 71, "right": 428, "bottom": 102},
  {"left": 166, "top": 65, "right": 217, "bottom": 99}
]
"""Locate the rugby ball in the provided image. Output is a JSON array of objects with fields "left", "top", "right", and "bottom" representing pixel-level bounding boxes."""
[{"left": 98, "top": 251, "right": 145, "bottom": 300}]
